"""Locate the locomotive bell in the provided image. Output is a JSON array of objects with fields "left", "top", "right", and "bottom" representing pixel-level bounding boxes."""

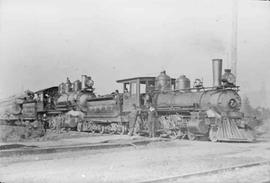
[
  {"left": 176, "top": 75, "right": 190, "bottom": 90},
  {"left": 222, "top": 69, "right": 236, "bottom": 85},
  {"left": 212, "top": 59, "right": 222, "bottom": 87},
  {"left": 155, "top": 71, "right": 171, "bottom": 92},
  {"left": 81, "top": 75, "right": 94, "bottom": 90}
]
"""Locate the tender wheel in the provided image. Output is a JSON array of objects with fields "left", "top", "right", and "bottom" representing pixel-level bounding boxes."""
[
  {"left": 121, "top": 124, "right": 127, "bottom": 135},
  {"left": 100, "top": 126, "right": 105, "bottom": 134}
]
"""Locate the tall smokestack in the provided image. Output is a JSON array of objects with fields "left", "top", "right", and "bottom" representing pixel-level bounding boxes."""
[
  {"left": 212, "top": 59, "right": 222, "bottom": 87},
  {"left": 81, "top": 75, "right": 87, "bottom": 90}
]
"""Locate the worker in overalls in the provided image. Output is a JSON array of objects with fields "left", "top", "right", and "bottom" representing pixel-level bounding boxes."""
[
  {"left": 147, "top": 105, "right": 158, "bottom": 138},
  {"left": 42, "top": 114, "right": 49, "bottom": 133},
  {"left": 128, "top": 104, "right": 143, "bottom": 136}
]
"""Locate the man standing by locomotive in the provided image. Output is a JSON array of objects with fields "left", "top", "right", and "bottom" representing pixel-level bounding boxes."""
[
  {"left": 128, "top": 104, "right": 143, "bottom": 136},
  {"left": 42, "top": 114, "right": 49, "bottom": 133},
  {"left": 148, "top": 105, "right": 158, "bottom": 138}
]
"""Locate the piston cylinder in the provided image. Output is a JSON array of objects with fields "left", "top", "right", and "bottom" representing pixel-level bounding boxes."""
[{"left": 187, "top": 119, "right": 209, "bottom": 134}]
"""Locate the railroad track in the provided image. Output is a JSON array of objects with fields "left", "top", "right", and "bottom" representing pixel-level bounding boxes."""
[{"left": 139, "top": 160, "right": 270, "bottom": 183}]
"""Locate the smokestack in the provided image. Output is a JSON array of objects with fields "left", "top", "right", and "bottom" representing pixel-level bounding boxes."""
[
  {"left": 212, "top": 59, "right": 222, "bottom": 87},
  {"left": 81, "top": 75, "right": 87, "bottom": 90}
]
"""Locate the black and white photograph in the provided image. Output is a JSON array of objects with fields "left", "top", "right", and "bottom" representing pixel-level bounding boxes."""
[{"left": 0, "top": 0, "right": 270, "bottom": 182}]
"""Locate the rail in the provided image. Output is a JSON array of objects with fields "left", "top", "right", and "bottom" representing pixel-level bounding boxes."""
[{"left": 138, "top": 160, "right": 270, "bottom": 183}]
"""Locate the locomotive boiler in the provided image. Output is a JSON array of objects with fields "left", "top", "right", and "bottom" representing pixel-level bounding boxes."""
[
  {"left": 0, "top": 91, "right": 36, "bottom": 124},
  {"left": 155, "top": 88, "right": 241, "bottom": 114},
  {"left": 56, "top": 75, "right": 96, "bottom": 113},
  {"left": 0, "top": 91, "right": 46, "bottom": 141}
]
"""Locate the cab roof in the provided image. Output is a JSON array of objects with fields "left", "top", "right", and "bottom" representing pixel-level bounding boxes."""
[
  {"left": 116, "top": 77, "right": 155, "bottom": 83},
  {"left": 35, "top": 86, "right": 58, "bottom": 94},
  {"left": 116, "top": 77, "right": 176, "bottom": 84}
]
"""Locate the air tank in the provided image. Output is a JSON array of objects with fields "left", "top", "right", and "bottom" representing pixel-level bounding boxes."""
[
  {"left": 155, "top": 71, "right": 171, "bottom": 92},
  {"left": 176, "top": 75, "right": 190, "bottom": 90},
  {"left": 212, "top": 59, "right": 222, "bottom": 87}
]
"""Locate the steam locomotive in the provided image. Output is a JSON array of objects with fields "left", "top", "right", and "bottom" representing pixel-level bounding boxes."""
[{"left": 0, "top": 59, "right": 255, "bottom": 142}]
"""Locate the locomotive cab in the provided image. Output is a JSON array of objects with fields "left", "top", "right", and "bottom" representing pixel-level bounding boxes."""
[
  {"left": 35, "top": 86, "right": 59, "bottom": 113},
  {"left": 117, "top": 77, "right": 156, "bottom": 112}
]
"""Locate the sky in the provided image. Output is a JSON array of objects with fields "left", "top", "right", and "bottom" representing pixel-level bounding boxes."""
[{"left": 0, "top": 0, "right": 269, "bottom": 107}]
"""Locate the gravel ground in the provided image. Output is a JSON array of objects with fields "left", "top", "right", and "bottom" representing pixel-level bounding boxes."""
[
  {"left": 0, "top": 126, "right": 101, "bottom": 143},
  {"left": 1, "top": 135, "right": 270, "bottom": 183},
  {"left": 174, "top": 164, "right": 270, "bottom": 183}
]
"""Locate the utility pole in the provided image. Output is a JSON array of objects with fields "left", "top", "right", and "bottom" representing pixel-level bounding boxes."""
[
  {"left": 231, "top": 0, "right": 269, "bottom": 79},
  {"left": 231, "top": 0, "right": 238, "bottom": 81}
]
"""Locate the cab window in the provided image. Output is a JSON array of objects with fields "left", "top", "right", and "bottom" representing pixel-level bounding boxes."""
[{"left": 131, "top": 82, "right": 136, "bottom": 95}]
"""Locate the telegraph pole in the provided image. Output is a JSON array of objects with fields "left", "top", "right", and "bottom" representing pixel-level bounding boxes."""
[
  {"left": 231, "top": 0, "right": 238, "bottom": 81},
  {"left": 231, "top": 0, "right": 270, "bottom": 81}
]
